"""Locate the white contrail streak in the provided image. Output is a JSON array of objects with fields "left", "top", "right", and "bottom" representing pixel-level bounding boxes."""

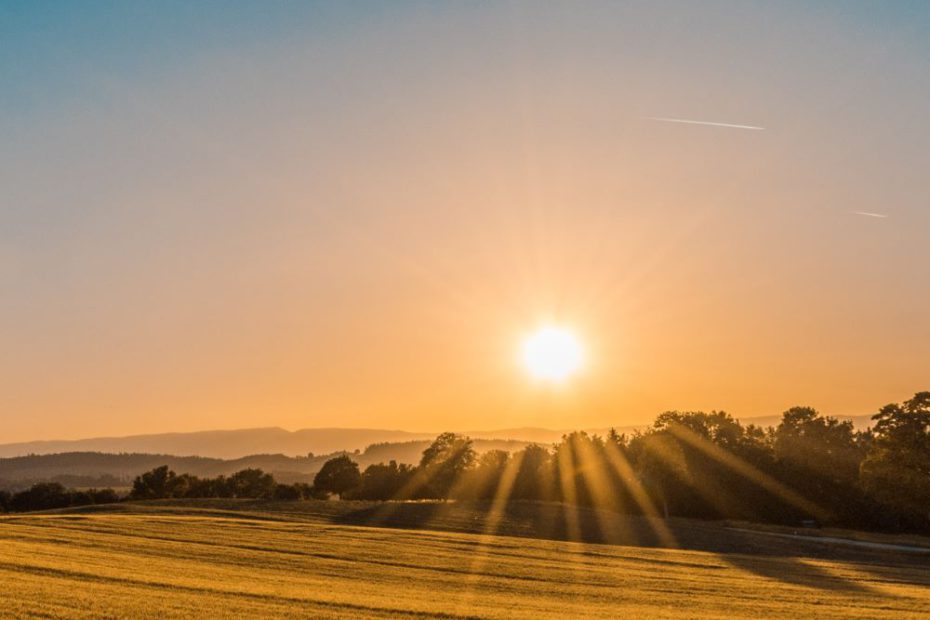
[
  {"left": 852, "top": 211, "right": 888, "bottom": 218},
  {"left": 646, "top": 116, "right": 765, "bottom": 131}
]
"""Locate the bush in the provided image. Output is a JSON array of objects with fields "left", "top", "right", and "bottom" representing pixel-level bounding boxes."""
[
  {"left": 273, "top": 483, "right": 301, "bottom": 501},
  {"left": 313, "top": 456, "right": 361, "bottom": 499},
  {"left": 10, "top": 483, "right": 72, "bottom": 512}
]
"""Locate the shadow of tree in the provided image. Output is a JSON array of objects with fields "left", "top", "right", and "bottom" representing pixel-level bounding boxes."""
[
  {"left": 722, "top": 549, "right": 872, "bottom": 593},
  {"left": 330, "top": 500, "right": 930, "bottom": 594}
]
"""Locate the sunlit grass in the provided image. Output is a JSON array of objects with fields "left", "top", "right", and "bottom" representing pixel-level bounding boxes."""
[{"left": 2, "top": 502, "right": 928, "bottom": 619}]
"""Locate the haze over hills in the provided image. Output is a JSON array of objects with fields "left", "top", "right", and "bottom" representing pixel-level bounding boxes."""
[
  {"left": 0, "top": 438, "right": 533, "bottom": 490},
  {"left": 0, "top": 426, "right": 616, "bottom": 459},
  {"left": 0, "top": 428, "right": 432, "bottom": 460},
  {"left": 0, "top": 415, "right": 874, "bottom": 459}
]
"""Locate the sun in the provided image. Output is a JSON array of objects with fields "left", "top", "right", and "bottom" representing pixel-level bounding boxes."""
[{"left": 521, "top": 326, "right": 585, "bottom": 383}]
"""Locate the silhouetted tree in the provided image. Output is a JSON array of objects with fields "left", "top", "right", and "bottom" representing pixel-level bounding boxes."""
[
  {"left": 553, "top": 432, "right": 601, "bottom": 507},
  {"left": 313, "top": 455, "right": 361, "bottom": 499},
  {"left": 510, "top": 444, "right": 553, "bottom": 501},
  {"left": 415, "top": 432, "right": 476, "bottom": 499},
  {"left": 130, "top": 465, "right": 175, "bottom": 500},
  {"left": 193, "top": 474, "right": 232, "bottom": 498},
  {"left": 227, "top": 468, "right": 276, "bottom": 499},
  {"left": 631, "top": 429, "right": 690, "bottom": 518},
  {"left": 126, "top": 465, "right": 290, "bottom": 501},
  {"left": 353, "top": 460, "right": 415, "bottom": 500},
  {"left": 630, "top": 411, "right": 785, "bottom": 521},
  {"left": 774, "top": 406, "right": 868, "bottom": 524},
  {"left": 776, "top": 407, "right": 863, "bottom": 482},
  {"left": 10, "top": 482, "right": 71, "bottom": 511},
  {"left": 601, "top": 430, "right": 642, "bottom": 514},
  {"left": 8, "top": 391, "right": 930, "bottom": 533},
  {"left": 273, "top": 483, "right": 301, "bottom": 500},
  {"left": 860, "top": 392, "right": 930, "bottom": 529},
  {"left": 458, "top": 449, "right": 510, "bottom": 500},
  {"left": 2, "top": 483, "right": 119, "bottom": 513}
]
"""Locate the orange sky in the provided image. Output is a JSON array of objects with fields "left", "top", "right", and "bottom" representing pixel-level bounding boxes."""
[{"left": 2, "top": 3, "right": 928, "bottom": 441}]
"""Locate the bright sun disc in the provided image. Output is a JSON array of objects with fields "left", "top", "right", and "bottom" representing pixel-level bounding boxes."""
[{"left": 521, "top": 326, "right": 584, "bottom": 382}]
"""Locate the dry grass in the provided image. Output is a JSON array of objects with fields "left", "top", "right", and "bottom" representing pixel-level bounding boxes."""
[{"left": 2, "top": 500, "right": 928, "bottom": 619}]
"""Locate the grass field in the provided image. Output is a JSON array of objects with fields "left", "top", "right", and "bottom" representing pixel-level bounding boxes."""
[{"left": 2, "top": 500, "right": 929, "bottom": 619}]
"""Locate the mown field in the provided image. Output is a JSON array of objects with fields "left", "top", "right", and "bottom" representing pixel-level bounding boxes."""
[{"left": 2, "top": 500, "right": 929, "bottom": 619}]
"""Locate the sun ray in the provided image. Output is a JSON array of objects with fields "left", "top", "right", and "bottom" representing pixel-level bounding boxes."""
[
  {"left": 355, "top": 463, "right": 446, "bottom": 527},
  {"left": 664, "top": 423, "right": 830, "bottom": 521},
  {"left": 645, "top": 441, "right": 755, "bottom": 520},
  {"left": 601, "top": 438, "right": 679, "bottom": 548},
  {"left": 555, "top": 439, "right": 584, "bottom": 545},
  {"left": 452, "top": 451, "right": 525, "bottom": 612},
  {"left": 568, "top": 435, "right": 618, "bottom": 543}
]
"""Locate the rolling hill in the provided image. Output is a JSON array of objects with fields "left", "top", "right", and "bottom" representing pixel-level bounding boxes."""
[
  {"left": 0, "top": 439, "right": 533, "bottom": 490},
  {"left": 0, "top": 427, "right": 432, "bottom": 460},
  {"left": 2, "top": 499, "right": 928, "bottom": 618},
  {"left": 0, "top": 414, "right": 874, "bottom": 462}
]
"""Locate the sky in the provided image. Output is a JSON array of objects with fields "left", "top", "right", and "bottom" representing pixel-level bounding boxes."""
[{"left": 2, "top": 1, "right": 929, "bottom": 441}]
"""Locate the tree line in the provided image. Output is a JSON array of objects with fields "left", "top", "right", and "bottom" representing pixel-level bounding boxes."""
[
  {"left": 127, "top": 465, "right": 325, "bottom": 501},
  {"left": 2, "top": 392, "right": 927, "bottom": 533},
  {"left": 313, "top": 391, "right": 930, "bottom": 532},
  {"left": 0, "top": 465, "right": 324, "bottom": 512},
  {"left": 0, "top": 483, "right": 118, "bottom": 513}
]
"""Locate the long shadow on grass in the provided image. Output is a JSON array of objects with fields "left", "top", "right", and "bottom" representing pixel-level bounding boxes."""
[
  {"left": 52, "top": 498, "right": 915, "bottom": 594},
  {"left": 332, "top": 500, "right": 667, "bottom": 546},
  {"left": 331, "top": 500, "right": 916, "bottom": 593},
  {"left": 722, "top": 551, "right": 872, "bottom": 593}
]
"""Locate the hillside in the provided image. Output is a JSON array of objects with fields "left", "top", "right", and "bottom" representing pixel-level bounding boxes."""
[
  {"left": 2, "top": 500, "right": 928, "bottom": 618},
  {"left": 0, "top": 427, "right": 433, "bottom": 460},
  {"left": 0, "top": 439, "right": 533, "bottom": 490},
  {"left": 0, "top": 452, "right": 329, "bottom": 490},
  {"left": 0, "top": 427, "right": 578, "bottom": 459},
  {"left": 0, "top": 414, "right": 874, "bottom": 460}
]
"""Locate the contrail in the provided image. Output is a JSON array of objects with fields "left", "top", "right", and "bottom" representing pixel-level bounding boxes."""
[
  {"left": 646, "top": 116, "right": 765, "bottom": 131},
  {"left": 852, "top": 211, "right": 888, "bottom": 218}
]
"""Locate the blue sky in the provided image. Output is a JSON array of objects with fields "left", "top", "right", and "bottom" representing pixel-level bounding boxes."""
[{"left": 2, "top": 2, "right": 929, "bottom": 440}]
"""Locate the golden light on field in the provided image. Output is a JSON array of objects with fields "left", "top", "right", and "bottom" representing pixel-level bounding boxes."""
[{"left": 520, "top": 326, "right": 585, "bottom": 383}]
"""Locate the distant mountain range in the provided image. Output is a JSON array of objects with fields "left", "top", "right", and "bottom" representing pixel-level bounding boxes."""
[
  {"left": 0, "top": 428, "right": 431, "bottom": 460},
  {"left": 0, "top": 438, "right": 532, "bottom": 491},
  {"left": 0, "top": 415, "right": 874, "bottom": 460},
  {"left": 0, "top": 426, "right": 625, "bottom": 459}
]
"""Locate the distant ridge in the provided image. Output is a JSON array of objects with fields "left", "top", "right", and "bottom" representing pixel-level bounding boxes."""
[
  {"left": 0, "top": 414, "right": 875, "bottom": 459},
  {"left": 0, "top": 439, "right": 534, "bottom": 489},
  {"left": 0, "top": 427, "right": 432, "bottom": 460}
]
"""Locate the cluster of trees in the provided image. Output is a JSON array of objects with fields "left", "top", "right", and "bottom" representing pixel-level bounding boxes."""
[
  {"left": 128, "top": 465, "right": 324, "bottom": 501},
  {"left": 3, "top": 392, "right": 927, "bottom": 534},
  {"left": 312, "top": 392, "right": 930, "bottom": 533},
  {"left": 0, "top": 483, "right": 118, "bottom": 513},
  {"left": 0, "top": 466, "right": 325, "bottom": 513}
]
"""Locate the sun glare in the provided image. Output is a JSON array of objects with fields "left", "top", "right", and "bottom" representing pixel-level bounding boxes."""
[{"left": 521, "top": 326, "right": 585, "bottom": 383}]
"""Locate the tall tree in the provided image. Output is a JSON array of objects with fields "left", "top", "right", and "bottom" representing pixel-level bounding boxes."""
[
  {"left": 313, "top": 455, "right": 361, "bottom": 499},
  {"left": 774, "top": 406, "right": 866, "bottom": 521},
  {"left": 416, "top": 432, "right": 476, "bottom": 499},
  {"left": 509, "top": 444, "right": 553, "bottom": 501},
  {"left": 130, "top": 465, "right": 175, "bottom": 500},
  {"left": 460, "top": 449, "right": 511, "bottom": 500},
  {"left": 10, "top": 482, "right": 72, "bottom": 512},
  {"left": 860, "top": 392, "right": 930, "bottom": 528},
  {"left": 227, "top": 468, "right": 277, "bottom": 499},
  {"left": 355, "top": 460, "right": 415, "bottom": 500}
]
